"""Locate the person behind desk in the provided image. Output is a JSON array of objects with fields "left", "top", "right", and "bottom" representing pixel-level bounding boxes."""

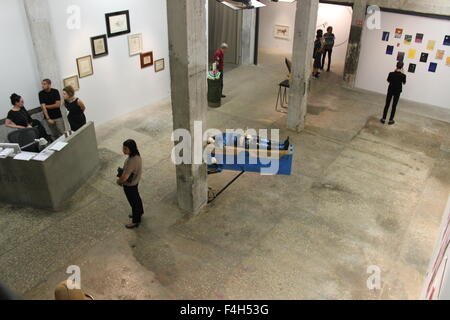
[
  {"left": 39, "top": 79, "right": 65, "bottom": 139},
  {"left": 5, "top": 93, "right": 51, "bottom": 141},
  {"left": 63, "top": 85, "right": 86, "bottom": 132}
]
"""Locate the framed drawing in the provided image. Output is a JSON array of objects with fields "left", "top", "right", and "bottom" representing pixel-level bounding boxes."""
[
  {"left": 63, "top": 75, "right": 80, "bottom": 91},
  {"left": 90, "top": 34, "right": 108, "bottom": 58},
  {"left": 128, "top": 33, "right": 143, "bottom": 56},
  {"left": 274, "top": 25, "right": 289, "bottom": 40},
  {"left": 105, "top": 10, "right": 131, "bottom": 38},
  {"left": 154, "top": 58, "right": 165, "bottom": 72},
  {"left": 140, "top": 51, "right": 153, "bottom": 68},
  {"left": 76, "top": 55, "right": 94, "bottom": 78}
]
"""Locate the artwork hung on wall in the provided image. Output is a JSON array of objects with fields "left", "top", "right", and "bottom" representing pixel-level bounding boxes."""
[
  {"left": 63, "top": 75, "right": 80, "bottom": 91},
  {"left": 386, "top": 45, "right": 394, "bottom": 55},
  {"left": 76, "top": 55, "right": 94, "bottom": 78},
  {"left": 397, "top": 51, "right": 405, "bottom": 62},
  {"left": 90, "top": 34, "right": 108, "bottom": 58},
  {"left": 407, "top": 49, "right": 416, "bottom": 59},
  {"left": 382, "top": 31, "right": 390, "bottom": 41},
  {"left": 140, "top": 51, "right": 153, "bottom": 68},
  {"left": 420, "top": 52, "right": 429, "bottom": 63},
  {"left": 105, "top": 10, "right": 131, "bottom": 38},
  {"left": 154, "top": 58, "right": 165, "bottom": 72},
  {"left": 274, "top": 25, "right": 289, "bottom": 40},
  {"left": 436, "top": 50, "right": 445, "bottom": 60},
  {"left": 408, "top": 63, "right": 416, "bottom": 73},
  {"left": 404, "top": 35, "right": 412, "bottom": 45},
  {"left": 128, "top": 33, "right": 143, "bottom": 56},
  {"left": 394, "top": 28, "right": 403, "bottom": 38},
  {"left": 446, "top": 57, "right": 450, "bottom": 66},
  {"left": 444, "top": 35, "right": 450, "bottom": 46},
  {"left": 415, "top": 33, "right": 424, "bottom": 43},
  {"left": 429, "top": 62, "right": 437, "bottom": 73},
  {"left": 427, "top": 40, "right": 436, "bottom": 51}
]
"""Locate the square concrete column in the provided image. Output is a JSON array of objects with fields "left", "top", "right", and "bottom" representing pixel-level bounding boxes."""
[
  {"left": 287, "top": 0, "right": 319, "bottom": 132},
  {"left": 241, "top": 9, "right": 256, "bottom": 65},
  {"left": 343, "top": 0, "right": 367, "bottom": 87},
  {"left": 167, "top": 0, "right": 208, "bottom": 214}
]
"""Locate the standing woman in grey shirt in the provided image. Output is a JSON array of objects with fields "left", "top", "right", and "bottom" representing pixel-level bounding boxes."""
[{"left": 117, "top": 139, "right": 144, "bottom": 229}]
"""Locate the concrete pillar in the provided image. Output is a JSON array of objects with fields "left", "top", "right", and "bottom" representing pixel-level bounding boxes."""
[
  {"left": 23, "top": 0, "right": 62, "bottom": 91},
  {"left": 287, "top": 0, "right": 319, "bottom": 132},
  {"left": 343, "top": 0, "right": 367, "bottom": 87},
  {"left": 241, "top": 9, "right": 256, "bottom": 65},
  {"left": 167, "top": 0, "right": 208, "bottom": 214}
]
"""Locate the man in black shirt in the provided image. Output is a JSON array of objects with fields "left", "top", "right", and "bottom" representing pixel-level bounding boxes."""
[
  {"left": 39, "top": 79, "right": 65, "bottom": 139},
  {"left": 381, "top": 62, "right": 407, "bottom": 125}
]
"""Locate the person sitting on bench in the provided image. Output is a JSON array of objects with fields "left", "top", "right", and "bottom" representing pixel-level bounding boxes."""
[{"left": 4, "top": 93, "right": 51, "bottom": 141}]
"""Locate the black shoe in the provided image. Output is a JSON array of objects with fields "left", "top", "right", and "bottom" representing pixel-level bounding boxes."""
[
  {"left": 221, "top": 95, "right": 226, "bottom": 98},
  {"left": 129, "top": 214, "right": 143, "bottom": 219},
  {"left": 380, "top": 119, "right": 386, "bottom": 124},
  {"left": 388, "top": 120, "right": 395, "bottom": 125},
  {"left": 125, "top": 223, "right": 140, "bottom": 229}
]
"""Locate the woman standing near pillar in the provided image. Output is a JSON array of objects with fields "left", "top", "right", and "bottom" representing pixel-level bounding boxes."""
[{"left": 117, "top": 139, "right": 144, "bottom": 229}]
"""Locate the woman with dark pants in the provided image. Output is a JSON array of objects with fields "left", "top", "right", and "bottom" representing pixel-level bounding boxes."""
[{"left": 117, "top": 140, "right": 144, "bottom": 229}]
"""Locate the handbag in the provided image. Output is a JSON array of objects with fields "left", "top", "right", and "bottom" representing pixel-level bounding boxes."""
[{"left": 117, "top": 167, "right": 134, "bottom": 184}]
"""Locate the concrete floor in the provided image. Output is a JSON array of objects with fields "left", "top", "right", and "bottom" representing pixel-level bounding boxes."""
[{"left": 1, "top": 50, "right": 450, "bottom": 300}]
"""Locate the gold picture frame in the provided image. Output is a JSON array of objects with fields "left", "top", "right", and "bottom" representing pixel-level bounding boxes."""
[
  {"left": 154, "top": 58, "right": 165, "bottom": 72},
  {"left": 128, "top": 33, "right": 143, "bottom": 56},
  {"left": 63, "top": 75, "right": 80, "bottom": 91},
  {"left": 76, "top": 55, "right": 94, "bottom": 78}
]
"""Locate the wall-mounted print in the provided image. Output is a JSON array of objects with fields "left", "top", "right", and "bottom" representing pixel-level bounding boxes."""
[
  {"left": 408, "top": 63, "right": 416, "bottom": 73},
  {"left": 274, "top": 25, "right": 289, "bottom": 40},
  {"left": 397, "top": 51, "right": 405, "bottom": 62},
  {"left": 90, "top": 34, "right": 108, "bottom": 58},
  {"left": 63, "top": 75, "right": 80, "bottom": 91},
  {"left": 436, "top": 50, "right": 445, "bottom": 60},
  {"left": 394, "top": 28, "right": 403, "bottom": 38},
  {"left": 140, "top": 51, "right": 153, "bottom": 68},
  {"left": 407, "top": 49, "right": 416, "bottom": 59},
  {"left": 154, "top": 58, "right": 165, "bottom": 72},
  {"left": 427, "top": 40, "right": 436, "bottom": 51},
  {"left": 76, "top": 55, "right": 93, "bottom": 78},
  {"left": 105, "top": 10, "right": 131, "bottom": 38},
  {"left": 420, "top": 52, "right": 429, "bottom": 63},
  {"left": 447, "top": 57, "right": 450, "bottom": 66},
  {"left": 444, "top": 35, "right": 450, "bottom": 46},
  {"left": 386, "top": 45, "right": 394, "bottom": 55},
  {"left": 415, "top": 33, "right": 424, "bottom": 43},
  {"left": 382, "top": 31, "right": 390, "bottom": 41},
  {"left": 428, "top": 62, "right": 437, "bottom": 73},
  {"left": 404, "top": 35, "right": 412, "bottom": 45},
  {"left": 128, "top": 33, "right": 143, "bottom": 56}
]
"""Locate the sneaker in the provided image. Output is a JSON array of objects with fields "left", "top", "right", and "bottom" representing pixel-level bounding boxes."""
[
  {"left": 388, "top": 120, "right": 395, "bottom": 125},
  {"left": 380, "top": 119, "right": 386, "bottom": 124}
]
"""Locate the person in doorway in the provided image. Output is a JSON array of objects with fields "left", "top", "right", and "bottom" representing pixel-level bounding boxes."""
[
  {"left": 39, "top": 79, "right": 65, "bottom": 139},
  {"left": 381, "top": 61, "right": 406, "bottom": 125},
  {"left": 117, "top": 139, "right": 144, "bottom": 229},
  {"left": 5, "top": 93, "right": 52, "bottom": 141},
  {"left": 213, "top": 43, "right": 228, "bottom": 98},
  {"left": 312, "top": 30, "right": 324, "bottom": 79},
  {"left": 322, "top": 26, "right": 335, "bottom": 72},
  {"left": 63, "top": 86, "right": 86, "bottom": 132}
]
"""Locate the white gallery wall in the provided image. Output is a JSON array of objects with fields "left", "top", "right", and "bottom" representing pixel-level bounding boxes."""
[
  {"left": 0, "top": 0, "right": 41, "bottom": 117},
  {"left": 47, "top": 0, "right": 171, "bottom": 125},
  {"left": 355, "top": 11, "right": 450, "bottom": 109},
  {"left": 258, "top": 1, "right": 353, "bottom": 65}
]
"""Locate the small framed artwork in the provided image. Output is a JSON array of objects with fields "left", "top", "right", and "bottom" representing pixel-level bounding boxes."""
[
  {"left": 394, "top": 28, "right": 403, "bottom": 38},
  {"left": 90, "top": 34, "right": 108, "bottom": 58},
  {"left": 128, "top": 33, "right": 143, "bottom": 56},
  {"left": 105, "top": 10, "right": 131, "bottom": 38},
  {"left": 408, "top": 63, "right": 416, "bottom": 73},
  {"left": 63, "top": 75, "right": 80, "bottom": 91},
  {"left": 386, "top": 45, "right": 394, "bottom": 55},
  {"left": 76, "top": 55, "right": 94, "bottom": 78},
  {"left": 274, "top": 25, "right": 289, "bottom": 40},
  {"left": 154, "top": 58, "right": 165, "bottom": 72},
  {"left": 140, "top": 51, "right": 153, "bottom": 68},
  {"left": 428, "top": 62, "right": 437, "bottom": 73},
  {"left": 420, "top": 52, "right": 429, "bottom": 63},
  {"left": 382, "top": 31, "right": 389, "bottom": 41}
]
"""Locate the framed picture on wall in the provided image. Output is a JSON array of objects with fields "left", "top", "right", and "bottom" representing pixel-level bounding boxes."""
[
  {"left": 274, "top": 25, "right": 289, "bottom": 40},
  {"left": 140, "top": 51, "right": 153, "bottom": 68},
  {"left": 76, "top": 55, "right": 94, "bottom": 78},
  {"left": 154, "top": 58, "right": 165, "bottom": 72},
  {"left": 90, "top": 34, "right": 108, "bottom": 58},
  {"left": 128, "top": 33, "right": 143, "bottom": 56},
  {"left": 63, "top": 75, "right": 80, "bottom": 91},
  {"left": 105, "top": 10, "right": 131, "bottom": 38}
]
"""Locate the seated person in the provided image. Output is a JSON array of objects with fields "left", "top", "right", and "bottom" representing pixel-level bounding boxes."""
[{"left": 4, "top": 93, "right": 51, "bottom": 142}]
